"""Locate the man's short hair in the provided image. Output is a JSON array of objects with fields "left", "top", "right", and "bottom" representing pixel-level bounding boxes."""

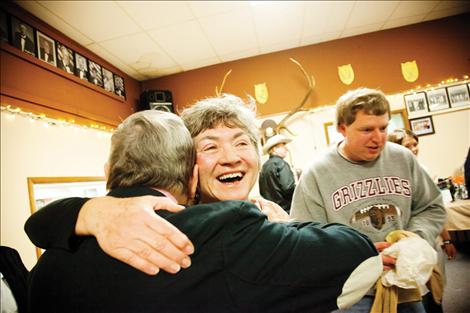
[
  {"left": 335, "top": 88, "right": 391, "bottom": 127},
  {"left": 106, "top": 110, "right": 195, "bottom": 196},
  {"left": 181, "top": 94, "right": 260, "bottom": 151}
]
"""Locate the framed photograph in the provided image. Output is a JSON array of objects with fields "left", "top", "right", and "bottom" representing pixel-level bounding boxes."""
[
  {"left": 446, "top": 84, "right": 470, "bottom": 108},
  {"left": 1, "top": 10, "right": 9, "bottom": 43},
  {"left": 36, "top": 31, "right": 56, "bottom": 66},
  {"left": 74, "top": 52, "right": 88, "bottom": 80},
  {"left": 409, "top": 116, "right": 435, "bottom": 136},
  {"left": 426, "top": 88, "right": 449, "bottom": 112},
  {"left": 114, "top": 74, "right": 126, "bottom": 98},
  {"left": 404, "top": 92, "right": 428, "bottom": 116},
  {"left": 102, "top": 67, "right": 115, "bottom": 93},
  {"left": 27, "top": 176, "right": 107, "bottom": 258},
  {"left": 10, "top": 16, "right": 35, "bottom": 56},
  {"left": 56, "top": 42, "right": 75, "bottom": 74},
  {"left": 323, "top": 122, "right": 343, "bottom": 145},
  {"left": 88, "top": 60, "right": 103, "bottom": 87}
]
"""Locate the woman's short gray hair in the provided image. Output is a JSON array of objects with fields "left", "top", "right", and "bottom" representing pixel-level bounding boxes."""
[
  {"left": 181, "top": 94, "right": 260, "bottom": 149},
  {"left": 335, "top": 88, "right": 391, "bottom": 127},
  {"left": 106, "top": 110, "right": 195, "bottom": 195}
]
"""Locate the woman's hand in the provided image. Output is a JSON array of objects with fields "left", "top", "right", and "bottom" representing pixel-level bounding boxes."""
[
  {"left": 250, "top": 198, "right": 291, "bottom": 222},
  {"left": 76, "top": 196, "right": 194, "bottom": 275}
]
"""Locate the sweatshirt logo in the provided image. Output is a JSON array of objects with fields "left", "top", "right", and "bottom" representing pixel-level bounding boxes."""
[
  {"left": 351, "top": 204, "right": 400, "bottom": 230},
  {"left": 331, "top": 176, "right": 411, "bottom": 211}
]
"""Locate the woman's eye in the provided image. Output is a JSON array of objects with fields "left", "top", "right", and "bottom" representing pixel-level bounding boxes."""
[{"left": 201, "top": 145, "right": 217, "bottom": 152}]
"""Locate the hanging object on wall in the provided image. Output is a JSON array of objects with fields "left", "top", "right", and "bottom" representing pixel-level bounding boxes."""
[
  {"left": 215, "top": 69, "right": 232, "bottom": 96},
  {"left": 254, "top": 82, "right": 269, "bottom": 104},
  {"left": 338, "top": 64, "right": 355, "bottom": 85},
  {"left": 267, "top": 58, "right": 315, "bottom": 138},
  {"left": 401, "top": 60, "right": 419, "bottom": 82}
]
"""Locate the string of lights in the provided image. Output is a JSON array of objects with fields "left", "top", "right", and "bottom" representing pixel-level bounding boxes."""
[{"left": 0, "top": 104, "right": 115, "bottom": 133}]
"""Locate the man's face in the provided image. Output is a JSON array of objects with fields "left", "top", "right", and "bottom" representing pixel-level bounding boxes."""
[
  {"left": 338, "top": 110, "right": 389, "bottom": 162},
  {"left": 19, "top": 24, "right": 27, "bottom": 35},
  {"left": 272, "top": 143, "right": 288, "bottom": 159},
  {"left": 194, "top": 124, "right": 259, "bottom": 203}
]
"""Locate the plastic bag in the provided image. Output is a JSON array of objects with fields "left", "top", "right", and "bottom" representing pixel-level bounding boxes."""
[{"left": 381, "top": 236, "right": 437, "bottom": 295}]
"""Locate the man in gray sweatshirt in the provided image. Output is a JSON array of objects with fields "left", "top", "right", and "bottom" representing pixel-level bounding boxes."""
[{"left": 290, "top": 87, "right": 446, "bottom": 313}]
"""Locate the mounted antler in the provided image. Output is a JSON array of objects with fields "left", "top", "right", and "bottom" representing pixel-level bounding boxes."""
[
  {"left": 215, "top": 69, "right": 232, "bottom": 97},
  {"left": 275, "top": 58, "right": 315, "bottom": 135}
]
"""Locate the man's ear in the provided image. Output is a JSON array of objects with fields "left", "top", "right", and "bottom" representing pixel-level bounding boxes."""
[
  {"left": 337, "top": 124, "right": 347, "bottom": 137},
  {"left": 189, "top": 164, "right": 199, "bottom": 201},
  {"left": 103, "top": 162, "right": 110, "bottom": 180}
]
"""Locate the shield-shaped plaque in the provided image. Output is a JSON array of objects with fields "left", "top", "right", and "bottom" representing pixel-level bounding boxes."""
[
  {"left": 338, "top": 64, "right": 354, "bottom": 85},
  {"left": 254, "top": 83, "right": 269, "bottom": 104},
  {"left": 401, "top": 60, "right": 419, "bottom": 82}
]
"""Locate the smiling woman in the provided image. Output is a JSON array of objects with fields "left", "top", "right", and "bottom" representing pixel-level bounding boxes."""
[{"left": 181, "top": 94, "right": 261, "bottom": 203}]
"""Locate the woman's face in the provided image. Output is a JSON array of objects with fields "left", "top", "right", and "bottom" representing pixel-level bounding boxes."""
[
  {"left": 402, "top": 135, "right": 419, "bottom": 156},
  {"left": 194, "top": 124, "right": 259, "bottom": 203}
]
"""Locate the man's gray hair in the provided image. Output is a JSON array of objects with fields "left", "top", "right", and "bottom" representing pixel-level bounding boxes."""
[
  {"left": 181, "top": 94, "right": 260, "bottom": 150},
  {"left": 106, "top": 110, "right": 195, "bottom": 196},
  {"left": 335, "top": 88, "right": 391, "bottom": 127}
]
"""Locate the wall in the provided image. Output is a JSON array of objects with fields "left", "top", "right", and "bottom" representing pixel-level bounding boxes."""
[
  {"left": 0, "top": 2, "right": 140, "bottom": 127},
  {"left": 1, "top": 111, "right": 111, "bottom": 269},
  {"left": 143, "top": 13, "right": 470, "bottom": 117},
  {"left": 250, "top": 92, "right": 469, "bottom": 200}
]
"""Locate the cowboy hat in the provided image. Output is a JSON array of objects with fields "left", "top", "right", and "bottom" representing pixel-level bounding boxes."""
[{"left": 262, "top": 134, "right": 292, "bottom": 155}]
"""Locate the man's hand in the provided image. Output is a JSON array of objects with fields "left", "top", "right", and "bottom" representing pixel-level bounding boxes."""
[
  {"left": 76, "top": 196, "right": 194, "bottom": 275},
  {"left": 251, "top": 198, "right": 291, "bottom": 222},
  {"left": 374, "top": 241, "right": 396, "bottom": 271}
]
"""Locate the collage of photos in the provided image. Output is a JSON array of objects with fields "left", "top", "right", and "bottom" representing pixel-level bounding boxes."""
[
  {"left": 404, "top": 83, "right": 470, "bottom": 118},
  {"left": 1, "top": 10, "right": 126, "bottom": 99}
]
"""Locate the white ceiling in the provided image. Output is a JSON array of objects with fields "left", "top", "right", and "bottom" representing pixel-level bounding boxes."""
[{"left": 15, "top": 0, "right": 470, "bottom": 82}]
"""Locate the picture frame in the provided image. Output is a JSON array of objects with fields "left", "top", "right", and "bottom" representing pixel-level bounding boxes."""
[
  {"left": 389, "top": 109, "right": 410, "bottom": 133},
  {"left": 36, "top": 30, "right": 56, "bottom": 66},
  {"left": 1, "top": 10, "right": 9, "bottom": 43},
  {"left": 74, "top": 52, "right": 89, "bottom": 81},
  {"left": 10, "top": 15, "right": 36, "bottom": 56},
  {"left": 446, "top": 84, "right": 470, "bottom": 108},
  {"left": 323, "top": 122, "right": 343, "bottom": 145},
  {"left": 88, "top": 60, "right": 103, "bottom": 87},
  {"left": 409, "top": 116, "right": 435, "bottom": 136},
  {"left": 114, "top": 74, "right": 126, "bottom": 98},
  {"left": 102, "top": 67, "right": 115, "bottom": 93},
  {"left": 27, "top": 176, "right": 107, "bottom": 258},
  {"left": 56, "top": 42, "right": 75, "bottom": 74},
  {"left": 426, "top": 88, "right": 449, "bottom": 112},
  {"left": 404, "top": 92, "right": 428, "bottom": 117}
]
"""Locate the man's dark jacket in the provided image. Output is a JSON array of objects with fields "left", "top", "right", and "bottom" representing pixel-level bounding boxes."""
[
  {"left": 26, "top": 186, "right": 380, "bottom": 313},
  {"left": 259, "top": 155, "right": 296, "bottom": 212}
]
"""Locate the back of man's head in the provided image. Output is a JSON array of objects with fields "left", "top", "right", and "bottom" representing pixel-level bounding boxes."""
[
  {"left": 106, "top": 110, "right": 195, "bottom": 196},
  {"left": 336, "top": 88, "right": 390, "bottom": 127}
]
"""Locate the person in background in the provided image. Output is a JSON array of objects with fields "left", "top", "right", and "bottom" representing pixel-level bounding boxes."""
[
  {"left": 28, "top": 109, "right": 382, "bottom": 312},
  {"left": 290, "top": 88, "right": 446, "bottom": 313},
  {"left": 464, "top": 147, "right": 470, "bottom": 199},
  {"left": 0, "top": 246, "right": 28, "bottom": 313},
  {"left": 388, "top": 128, "right": 456, "bottom": 261},
  {"left": 25, "top": 94, "right": 289, "bottom": 275},
  {"left": 259, "top": 134, "right": 296, "bottom": 213}
]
